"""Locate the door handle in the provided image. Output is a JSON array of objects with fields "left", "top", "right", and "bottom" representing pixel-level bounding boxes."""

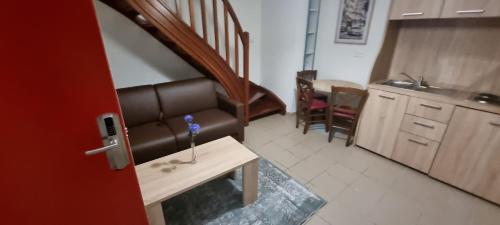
[
  {"left": 413, "top": 121, "right": 435, "bottom": 129},
  {"left": 85, "top": 113, "right": 130, "bottom": 170},
  {"left": 420, "top": 103, "right": 442, "bottom": 110},
  {"left": 402, "top": 12, "right": 424, "bottom": 17},
  {"left": 379, "top": 95, "right": 395, "bottom": 100},
  {"left": 457, "top": 9, "right": 484, "bottom": 14},
  {"left": 85, "top": 138, "right": 119, "bottom": 156},
  {"left": 408, "top": 138, "right": 428, "bottom": 146}
]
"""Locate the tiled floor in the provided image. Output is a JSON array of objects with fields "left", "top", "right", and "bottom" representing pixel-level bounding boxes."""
[{"left": 244, "top": 114, "right": 500, "bottom": 225}]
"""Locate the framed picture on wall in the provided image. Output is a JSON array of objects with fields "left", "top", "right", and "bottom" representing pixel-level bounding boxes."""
[{"left": 335, "top": 0, "right": 375, "bottom": 44}]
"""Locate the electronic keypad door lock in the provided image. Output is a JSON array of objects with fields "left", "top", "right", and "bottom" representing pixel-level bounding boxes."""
[{"left": 85, "top": 113, "right": 130, "bottom": 170}]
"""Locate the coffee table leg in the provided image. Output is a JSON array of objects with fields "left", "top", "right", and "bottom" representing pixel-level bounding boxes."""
[
  {"left": 242, "top": 159, "right": 259, "bottom": 206},
  {"left": 146, "top": 203, "right": 166, "bottom": 225}
]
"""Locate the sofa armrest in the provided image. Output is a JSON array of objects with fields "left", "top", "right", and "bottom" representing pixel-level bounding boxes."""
[
  {"left": 217, "top": 93, "right": 244, "bottom": 123},
  {"left": 217, "top": 93, "right": 244, "bottom": 142}
]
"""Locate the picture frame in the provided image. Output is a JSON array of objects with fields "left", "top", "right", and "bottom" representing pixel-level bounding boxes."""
[{"left": 335, "top": 0, "right": 375, "bottom": 45}]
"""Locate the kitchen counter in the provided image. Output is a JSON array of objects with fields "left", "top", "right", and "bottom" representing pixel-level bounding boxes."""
[{"left": 369, "top": 82, "right": 500, "bottom": 115}]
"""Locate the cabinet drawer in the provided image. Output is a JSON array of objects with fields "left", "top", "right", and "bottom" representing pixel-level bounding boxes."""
[
  {"left": 392, "top": 131, "right": 439, "bottom": 173},
  {"left": 406, "top": 97, "right": 455, "bottom": 123},
  {"left": 400, "top": 114, "right": 447, "bottom": 142}
]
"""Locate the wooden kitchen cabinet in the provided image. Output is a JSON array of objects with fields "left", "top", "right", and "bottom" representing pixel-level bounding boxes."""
[
  {"left": 430, "top": 107, "right": 500, "bottom": 204},
  {"left": 356, "top": 89, "right": 409, "bottom": 158},
  {"left": 441, "top": 0, "right": 500, "bottom": 18},
  {"left": 390, "top": 0, "right": 445, "bottom": 20}
]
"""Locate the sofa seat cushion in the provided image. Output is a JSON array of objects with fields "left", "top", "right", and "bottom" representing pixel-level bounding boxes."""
[
  {"left": 128, "top": 122, "right": 177, "bottom": 165},
  {"left": 166, "top": 109, "right": 239, "bottom": 150}
]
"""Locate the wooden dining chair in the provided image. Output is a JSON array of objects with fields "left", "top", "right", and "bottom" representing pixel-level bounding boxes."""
[
  {"left": 297, "top": 70, "right": 327, "bottom": 101},
  {"left": 297, "top": 70, "right": 318, "bottom": 81},
  {"left": 327, "top": 86, "right": 368, "bottom": 146},
  {"left": 296, "top": 77, "right": 328, "bottom": 134}
]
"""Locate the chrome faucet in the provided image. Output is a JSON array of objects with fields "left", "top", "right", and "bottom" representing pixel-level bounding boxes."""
[{"left": 400, "top": 72, "right": 426, "bottom": 87}]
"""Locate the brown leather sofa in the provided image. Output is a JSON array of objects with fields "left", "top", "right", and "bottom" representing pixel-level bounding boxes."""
[{"left": 117, "top": 78, "right": 244, "bottom": 165}]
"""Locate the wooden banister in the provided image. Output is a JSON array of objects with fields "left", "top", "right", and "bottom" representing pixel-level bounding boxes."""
[
  {"left": 200, "top": 0, "right": 207, "bottom": 41},
  {"left": 243, "top": 31, "right": 250, "bottom": 125},
  {"left": 234, "top": 26, "right": 239, "bottom": 75},
  {"left": 223, "top": 3, "right": 230, "bottom": 63},
  {"left": 188, "top": 0, "right": 195, "bottom": 31},
  {"left": 222, "top": 0, "right": 244, "bottom": 35},
  {"left": 120, "top": 0, "right": 251, "bottom": 123},
  {"left": 212, "top": 0, "right": 220, "bottom": 53}
]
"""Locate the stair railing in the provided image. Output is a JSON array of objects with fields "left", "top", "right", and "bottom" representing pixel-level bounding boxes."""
[{"left": 162, "top": 0, "right": 250, "bottom": 124}]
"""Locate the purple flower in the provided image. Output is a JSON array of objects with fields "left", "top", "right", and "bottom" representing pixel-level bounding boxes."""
[
  {"left": 184, "top": 115, "right": 193, "bottom": 123},
  {"left": 189, "top": 123, "right": 201, "bottom": 135}
]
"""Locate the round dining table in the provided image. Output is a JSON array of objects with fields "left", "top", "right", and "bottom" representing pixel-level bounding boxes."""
[{"left": 312, "top": 79, "right": 364, "bottom": 93}]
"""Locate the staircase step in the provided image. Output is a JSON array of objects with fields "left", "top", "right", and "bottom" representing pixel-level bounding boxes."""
[
  {"left": 249, "top": 91, "right": 266, "bottom": 105},
  {"left": 249, "top": 97, "right": 284, "bottom": 121}
]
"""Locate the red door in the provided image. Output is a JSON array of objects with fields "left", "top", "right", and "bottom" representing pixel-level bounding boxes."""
[{"left": 0, "top": 1, "right": 149, "bottom": 225}]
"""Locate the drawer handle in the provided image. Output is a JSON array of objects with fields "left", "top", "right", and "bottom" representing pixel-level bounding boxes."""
[
  {"left": 414, "top": 121, "right": 435, "bottom": 129},
  {"left": 408, "top": 138, "right": 428, "bottom": 146},
  {"left": 457, "top": 9, "right": 485, "bottom": 14},
  {"left": 379, "top": 95, "right": 395, "bottom": 100},
  {"left": 490, "top": 121, "right": 500, "bottom": 127},
  {"left": 420, "top": 103, "right": 442, "bottom": 110},
  {"left": 402, "top": 12, "right": 424, "bottom": 16}
]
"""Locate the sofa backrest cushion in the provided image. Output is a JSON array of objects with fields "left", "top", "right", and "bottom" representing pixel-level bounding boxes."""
[
  {"left": 117, "top": 85, "right": 161, "bottom": 127},
  {"left": 155, "top": 78, "right": 218, "bottom": 118}
]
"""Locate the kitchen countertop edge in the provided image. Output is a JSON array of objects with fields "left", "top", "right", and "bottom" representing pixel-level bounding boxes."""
[{"left": 368, "top": 83, "right": 500, "bottom": 115}]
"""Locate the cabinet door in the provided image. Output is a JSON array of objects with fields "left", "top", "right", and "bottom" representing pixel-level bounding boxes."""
[
  {"left": 430, "top": 107, "right": 500, "bottom": 204},
  {"left": 356, "top": 89, "right": 409, "bottom": 158},
  {"left": 390, "top": 0, "right": 445, "bottom": 20},
  {"left": 441, "top": 0, "right": 500, "bottom": 18}
]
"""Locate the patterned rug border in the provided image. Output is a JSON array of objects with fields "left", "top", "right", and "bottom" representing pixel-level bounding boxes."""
[{"left": 248, "top": 150, "right": 328, "bottom": 225}]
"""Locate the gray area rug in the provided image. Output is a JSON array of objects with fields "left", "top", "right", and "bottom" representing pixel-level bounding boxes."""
[{"left": 162, "top": 159, "right": 326, "bottom": 225}]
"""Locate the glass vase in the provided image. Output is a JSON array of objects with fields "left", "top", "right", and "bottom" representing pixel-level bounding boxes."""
[{"left": 190, "top": 134, "right": 197, "bottom": 164}]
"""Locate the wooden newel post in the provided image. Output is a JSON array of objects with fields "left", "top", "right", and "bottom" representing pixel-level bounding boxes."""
[{"left": 243, "top": 32, "right": 250, "bottom": 125}]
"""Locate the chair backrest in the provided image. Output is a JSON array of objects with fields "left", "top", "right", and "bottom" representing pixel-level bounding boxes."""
[
  {"left": 330, "top": 86, "right": 369, "bottom": 116},
  {"left": 296, "top": 77, "right": 316, "bottom": 108},
  {"left": 297, "top": 70, "right": 317, "bottom": 81}
]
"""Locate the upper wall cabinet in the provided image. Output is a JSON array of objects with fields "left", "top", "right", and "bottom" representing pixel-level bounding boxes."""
[
  {"left": 390, "top": 0, "right": 445, "bottom": 20},
  {"left": 441, "top": 0, "right": 500, "bottom": 18}
]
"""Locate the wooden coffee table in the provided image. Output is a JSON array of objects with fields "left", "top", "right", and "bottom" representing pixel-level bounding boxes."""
[{"left": 134, "top": 136, "right": 259, "bottom": 225}]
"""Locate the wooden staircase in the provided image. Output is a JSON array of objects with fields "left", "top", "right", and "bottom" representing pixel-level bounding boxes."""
[{"left": 100, "top": 0, "right": 285, "bottom": 123}]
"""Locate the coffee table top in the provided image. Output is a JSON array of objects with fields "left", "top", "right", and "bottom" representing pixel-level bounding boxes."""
[{"left": 135, "top": 136, "right": 259, "bottom": 206}]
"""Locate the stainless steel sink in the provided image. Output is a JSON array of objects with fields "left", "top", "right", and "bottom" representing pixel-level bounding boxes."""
[
  {"left": 380, "top": 80, "right": 459, "bottom": 96},
  {"left": 381, "top": 80, "right": 416, "bottom": 89}
]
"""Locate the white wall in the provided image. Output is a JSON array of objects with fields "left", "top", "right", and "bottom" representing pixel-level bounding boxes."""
[
  {"left": 259, "top": 0, "right": 391, "bottom": 112},
  {"left": 314, "top": 0, "right": 391, "bottom": 87},
  {"left": 231, "top": 0, "right": 263, "bottom": 84},
  {"left": 94, "top": 1, "right": 203, "bottom": 89},
  {"left": 261, "top": 0, "right": 309, "bottom": 112}
]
